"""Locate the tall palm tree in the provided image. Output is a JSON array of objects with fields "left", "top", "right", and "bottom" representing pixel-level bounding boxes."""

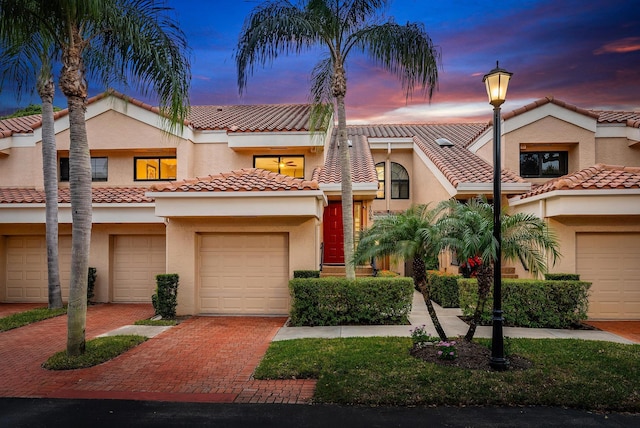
[
  {"left": 0, "top": 31, "right": 64, "bottom": 309},
  {"left": 237, "top": 0, "right": 440, "bottom": 279},
  {"left": 38, "top": 56, "right": 64, "bottom": 310},
  {"left": 0, "top": 0, "right": 191, "bottom": 356},
  {"left": 436, "top": 197, "right": 561, "bottom": 341},
  {"left": 353, "top": 205, "right": 447, "bottom": 340}
]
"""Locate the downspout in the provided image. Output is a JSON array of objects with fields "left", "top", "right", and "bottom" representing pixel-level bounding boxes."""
[{"left": 386, "top": 142, "right": 391, "bottom": 212}]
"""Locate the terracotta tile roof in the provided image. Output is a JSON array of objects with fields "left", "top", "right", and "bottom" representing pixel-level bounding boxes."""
[
  {"left": 590, "top": 110, "right": 640, "bottom": 128},
  {"left": 318, "top": 133, "right": 378, "bottom": 185},
  {"left": 503, "top": 96, "right": 600, "bottom": 121},
  {"left": 187, "top": 104, "right": 312, "bottom": 132},
  {"left": 0, "top": 187, "right": 154, "bottom": 204},
  {"left": 323, "top": 123, "right": 525, "bottom": 188},
  {"left": 501, "top": 96, "right": 640, "bottom": 128},
  {"left": 151, "top": 168, "right": 319, "bottom": 192},
  {"left": 0, "top": 114, "right": 41, "bottom": 136},
  {"left": 518, "top": 164, "right": 640, "bottom": 199}
]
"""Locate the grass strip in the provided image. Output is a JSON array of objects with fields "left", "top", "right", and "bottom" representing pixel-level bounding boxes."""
[
  {"left": 43, "top": 335, "right": 147, "bottom": 370},
  {"left": 255, "top": 337, "right": 640, "bottom": 412},
  {"left": 0, "top": 307, "right": 67, "bottom": 332}
]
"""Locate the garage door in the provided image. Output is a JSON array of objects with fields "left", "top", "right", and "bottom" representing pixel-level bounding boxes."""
[
  {"left": 112, "top": 235, "right": 166, "bottom": 302},
  {"left": 6, "top": 236, "right": 72, "bottom": 302},
  {"left": 576, "top": 233, "right": 640, "bottom": 319},
  {"left": 199, "top": 233, "right": 289, "bottom": 315}
]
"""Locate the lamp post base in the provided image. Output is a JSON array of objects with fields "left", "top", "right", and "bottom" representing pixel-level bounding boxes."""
[
  {"left": 489, "top": 356, "right": 509, "bottom": 371},
  {"left": 490, "top": 309, "right": 509, "bottom": 371}
]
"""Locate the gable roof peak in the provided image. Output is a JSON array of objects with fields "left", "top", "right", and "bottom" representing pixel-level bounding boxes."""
[{"left": 502, "top": 96, "right": 600, "bottom": 122}]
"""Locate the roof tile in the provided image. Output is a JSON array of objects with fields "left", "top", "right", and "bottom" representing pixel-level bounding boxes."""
[
  {"left": 151, "top": 168, "right": 319, "bottom": 192},
  {"left": 322, "top": 123, "right": 524, "bottom": 189},
  {"left": 187, "top": 104, "right": 312, "bottom": 132},
  {"left": 517, "top": 164, "right": 640, "bottom": 199},
  {"left": 0, "top": 187, "right": 154, "bottom": 204}
]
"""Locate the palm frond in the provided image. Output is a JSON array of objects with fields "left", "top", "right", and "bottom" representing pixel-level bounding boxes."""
[
  {"left": 236, "top": 0, "right": 318, "bottom": 95},
  {"left": 351, "top": 20, "right": 440, "bottom": 99},
  {"left": 352, "top": 204, "right": 440, "bottom": 266},
  {"left": 92, "top": 0, "right": 191, "bottom": 133}
]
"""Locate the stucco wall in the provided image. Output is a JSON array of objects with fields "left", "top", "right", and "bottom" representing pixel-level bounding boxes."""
[
  {"left": 509, "top": 197, "right": 640, "bottom": 279},
  {"left": 55, "top": 110, "right": 178, "bottom": 152},
  {"left": 503, "top": 115, "right": 595, "bottom": 176},
  {"left": 165, "top": 217, "right": 319, "bottom": 315},
  {"left": 411, "top": 150, "right": 454, "bottom": 206},
  {"left": 595, "top": 137, "right": 640, "bottom": 166},
  {"left": 370, "top": 149, "right": 414, "bottom": 213},
  {"left": 0, "top": 146, "right": 44, "bottom": 188}
]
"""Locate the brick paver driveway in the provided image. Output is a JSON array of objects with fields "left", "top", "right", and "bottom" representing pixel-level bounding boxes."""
[{"left": 0, "top": 303, "right": 315, "bottom": 404}]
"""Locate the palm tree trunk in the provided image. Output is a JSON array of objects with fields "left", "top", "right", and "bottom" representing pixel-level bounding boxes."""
[
  {"left": 464, "top": 263, "right": 493, "bottom": 341},
  {"left": 61, "top": 36, "right": 91, "bottom": 356},
  {"left": 333, "top": 62, "right": 355, "bottom": 280},
  {"left": 37, "top": 73, "right": 62, "bottom": 309},
  {"left": 413, "top": 258, "right": 447, "bottom": 340}
]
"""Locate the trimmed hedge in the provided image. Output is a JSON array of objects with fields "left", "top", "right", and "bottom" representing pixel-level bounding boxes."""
[
  {"left": 152, "top": 274, "right": 179, "bottom": 318},
  {"left": 293, "top": 270, "right": 321, "bottom": 278},
  {"left": 426, "top": 270, "right": 461, "bottom": 308},
  {"left": 289, "top": 277, "right": 414, "bottom": 326},
  {"left": 545, "top": 273, "right": 580, "bottom": 281},
  {"left": 458, "top": 278, "right": 591, "bottom": 328}
]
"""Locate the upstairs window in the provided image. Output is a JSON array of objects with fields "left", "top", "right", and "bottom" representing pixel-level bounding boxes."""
[
  {"left": 375, "top": 162, "right": 409, "bottom": 199},
  {"left": 391, "top": 162, "right": 409, "bottom": 199},
  {"left": 520, "top": 151, "right": 568, "bottom": 178},
  {"left": 375, "top": 162, "right": 385, "bottom": 199},
  {"left": 135, "top": 157, "right": 177, "bottom": 181},
  {"left": 60, "top": 157, "right": 108, "bottom": 182},
  {"left": 254, "top": 155, "right": 304, "bottom": 178}
]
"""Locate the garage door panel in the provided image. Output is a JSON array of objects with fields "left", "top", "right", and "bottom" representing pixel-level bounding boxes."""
[
  {"left": 199, "top": 233, "right": 289, "bottom": 315},
  {"left": 577, "top": 232, "right": 640, "bottom": 319},
  {"left": 112, "top": 235, "right": 165, "bottom": 303},
  {"left": 6, "top": 236, "right": 47, "bottom": 302}
]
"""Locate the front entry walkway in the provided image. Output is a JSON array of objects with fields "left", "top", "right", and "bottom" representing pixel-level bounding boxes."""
[{"left": 0, "top": 304, "right": 315, "bottom": 404}]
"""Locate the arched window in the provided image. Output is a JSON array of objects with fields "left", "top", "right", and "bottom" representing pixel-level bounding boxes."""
[
  {"left": 391, "top": 162, "right": 409, "bottom": 199},
  {"left": 375, "top": 162, "right": 385, "bottom": 199}
]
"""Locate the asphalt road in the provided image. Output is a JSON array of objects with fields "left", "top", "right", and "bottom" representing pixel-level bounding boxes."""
[{"left": 1, "top": 398, "right": 638, "bottom": 427}]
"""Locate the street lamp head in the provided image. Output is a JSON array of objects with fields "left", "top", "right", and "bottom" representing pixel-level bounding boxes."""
[{"left": 483, "top": 61, "right": 513, "bottom": 107}]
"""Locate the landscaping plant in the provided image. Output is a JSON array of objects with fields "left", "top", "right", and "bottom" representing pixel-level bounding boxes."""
[
  {"left": 354, "top": 205, "right": 447, "bottom": 340},
  {"left": 435, "top": 197, "right": 561, "bottom": 341},
  {"left": 152, "top": 274, "right": 179, "bottom": 319}
]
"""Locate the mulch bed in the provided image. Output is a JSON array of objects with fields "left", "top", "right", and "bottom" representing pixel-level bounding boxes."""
[{"left": 410, "top": 339, "right": 533, "bottom": 371}]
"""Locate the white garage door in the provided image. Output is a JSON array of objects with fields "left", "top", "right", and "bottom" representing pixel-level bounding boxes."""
[
  {"left": 6, "top": 236, "right": 71, "bottom": 302},
  {"left": 112, "top": 235, "right": 166, "bottom": 302},
  {"left": 576, "top": 232, "right": 640, "bottom": 319},
  {"left": 199, "top": 233, "right": 289, "bottom": 315}
]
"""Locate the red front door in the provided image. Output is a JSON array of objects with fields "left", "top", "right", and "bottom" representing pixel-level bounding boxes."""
[{"left": 323, "top": 201, "right": 344, "bottom": 264}]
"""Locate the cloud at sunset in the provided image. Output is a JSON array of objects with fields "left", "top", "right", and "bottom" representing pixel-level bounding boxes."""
[
  {"left": 594, "top": 37, "right": 640, "bottom": 55},
  {"left": 0, "top": 0, "right": 638, "bottom": 122}
]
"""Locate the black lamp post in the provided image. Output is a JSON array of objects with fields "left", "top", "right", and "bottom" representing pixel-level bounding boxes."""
[{"left": 483, "top": 62, "right": 512, "bottom": 371}]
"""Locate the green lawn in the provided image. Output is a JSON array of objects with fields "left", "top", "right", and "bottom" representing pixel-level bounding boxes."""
[
  {"left": 0, "top": 307, "right": 67, "bottom": 332},
  {"left": 255, "top": 337, "right": 640, "bottom": 412},
  {"left": 43, "top": 335, "right": 148, "bottom": 370}
]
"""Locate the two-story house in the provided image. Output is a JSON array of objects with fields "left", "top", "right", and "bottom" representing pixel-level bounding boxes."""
[{"left": 1, "top": 92, "right": 638, "bottom": 319}]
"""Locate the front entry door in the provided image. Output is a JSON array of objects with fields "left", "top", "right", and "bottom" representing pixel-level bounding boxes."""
[{"left": 323, "top": 201, "right": 344, "bottom": 264}]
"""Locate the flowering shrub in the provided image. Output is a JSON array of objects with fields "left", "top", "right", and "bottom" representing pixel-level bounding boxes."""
[
  {"left": 459, "top": 256, "right": 482, "bottom": 278},
  {"left": 410, "top": 324, "right": 438, "bottom": 348},
  {"left": 436, "top": 340, "right": 458, "bottom": 360}
]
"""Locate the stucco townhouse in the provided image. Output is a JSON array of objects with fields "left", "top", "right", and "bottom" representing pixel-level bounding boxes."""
[{"left": 0, "top": 92, "right": 638, "bottom": 319}]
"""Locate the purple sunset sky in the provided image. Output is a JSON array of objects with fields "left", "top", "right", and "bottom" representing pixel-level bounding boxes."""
[{"left": 1, "top": 0, "right": 638, "bottom": 123}]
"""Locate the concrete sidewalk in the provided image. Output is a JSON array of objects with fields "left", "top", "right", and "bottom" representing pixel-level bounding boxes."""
[{"left": 272, "top": 291, "right": 635, "bottom": 344}]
